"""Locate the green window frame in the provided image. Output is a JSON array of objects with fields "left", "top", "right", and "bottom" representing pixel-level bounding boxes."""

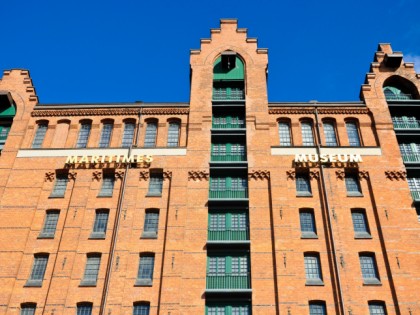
[
  {"left": 209, "top": 177, "right": 248, "bottom": 198},
  {"left": 206, "top": 253, "right": 250, "bottom": 289},
  {"left": 206, "top": 303, "right": 251, "bottom": 315},
  {"left": 212, "top": 115, "right": 245, "bottom": 129},
  {"left": 208, "top": 211, "right": 249, "bottom": 241},
  {"left": 211, "top": 143, "right": 246, "bottom": 161}
]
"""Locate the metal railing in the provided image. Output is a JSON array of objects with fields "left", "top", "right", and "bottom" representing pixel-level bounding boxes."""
[
  {"left": 393, "top": 121, "right": 420, "bottom": 129},
  {"left": 411, "top": 191, "right": 420, "bottom": 201},
  {"left": 212, "top": 121, "right": 245, "bottom": 129},
  {"left": 208, "top": 229, "right": 249, "bottom": 241},
  {"left": 206, "top": 274, "right": 250, "bottom": 289},
  {"left": 213, "top": 89, "right": 245, "bottom": 100},
  {"left": 386, "top": 93, "right": 413, "bottom": 100},
  {"left": 209, "top": 189, "right": 248, "bottom": 199},
  {"left": 402, "top": 154, "right": 420, "bottom": 163},
  {"left": 211, "top": 154, "right": 247, "bottom": 162}
]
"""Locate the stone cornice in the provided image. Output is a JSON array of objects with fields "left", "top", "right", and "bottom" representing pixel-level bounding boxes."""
[
  {"left": 142, "top": 108, "right": 189, "bottom": 115},
  {"left": 31, "top": 107, "right": 190, "bottom": 117},
  {"left": 269, "top": 108, "right": 370, "bottom": 115}
]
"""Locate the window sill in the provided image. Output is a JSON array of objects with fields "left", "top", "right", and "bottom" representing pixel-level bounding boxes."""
[
  {"left": 79, "top": 280, "right": 98, "bottom": 287},
  {"left": 297, "top": 192, "right": 313, "bottom": 197},
  {"left": 89, "top": 232, "right": 106, "bottom": 240},
  {"left": 363, "top": 279, "right": 382, "bottom": 285},
  {"left": 24, "top": 280, "right": 43, "bottom": 287},
  {"left": 305, "top": 279, "right": 324, "bottom": 286},
  {"left": 97, "top": 194, "right": 113, "bottom": 198},
  {"left": 38, "top": 233, "right": 55, "bottom": 239},
  {"left": 141, "top": 232, "right": 158, "bottom": 239},
  {"left": 49, "top": 195, "right": 65, "bottom": 199},
  {"left": 146, "top": 193, "right": 162, "bottom": 197},
  {"left": 347, "top": 192, "right": 363, "bottom": 197},
  {"left": 354, "top": 233, "right": 372, "bottom": 239},
  {"left": 134, "top": 279, "right": 153, "bottom": 286},
  {"left": 301, "top": 232, "right": 318, "bottom": 239}
]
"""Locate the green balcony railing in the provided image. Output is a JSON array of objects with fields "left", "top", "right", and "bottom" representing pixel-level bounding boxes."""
[
  {"left": 402, "top": 154, "right": 420, "bottom": 163},
  {"left": 208, "top": 228, "right": 249, "bottom": 241},
  {"left": 209, "top": 189, "right": 248, "bottom": 199},
  {"left": 411, "top": 191, "right": 420, "bottom": 201},
  {"left": 393, "top": 121, "right": 420, "bottom": 129},
  {"left": 212, "top": 121, "right": 245, "bottom": 129},
  {"left": 213, "top": 89, "right": 245, "bottom": 100},
  {"left": 211, "top": 154, "right": 247, "bottom": 162},
  {"left": 386, "top": 93, "right": 413, "bottom": 100},
  {"left": 206, "top": 274, "right": 250, "bottom": 289}
]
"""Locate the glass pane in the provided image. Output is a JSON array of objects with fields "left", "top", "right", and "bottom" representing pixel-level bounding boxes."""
[
  {"left": 99, "top": 123, "right": 113, "bottom": 148},
  {"left": 296, "top": 174, "right": 311, "bottom": 193},
  {"left": 309, "top": 303, "right": 326, "bottom": 315},
  {"left": 133, "top": 304, "right": 150, "bottom": 315},
  {"left": 300, "top": 211, "right": 315, "bottom": 233},
  {"left": 42, "top": 211, "right": 59, "bottom": 234},
  {"left": 99, "top": 176, "right": 115, "bottom": 196},
  {"left": 144, "top": 212, "right": 159, "bottom": 232},
  {"left": 76, "top": 123, "right": 91, "bottom": 148},
  {"left": 323, "top": 122, "right": 337, "bottom": 146},
  {"left": 148, "top": 174, "right": 163, "bottom": 194},
  {"left": 352, "top": 211, "right": 368, "bottom": 233},
  {"left": 304, "top": 255, "right": 321, "bottom": 280},
  {"left": 83, "top": 256, "right": 101, "bottom": 281},
  {"left": 32, "top": 124, "right": 48, "bottom": 148},
  {"left": 77, "top": 305, "right": 92, "bottom": 315},
  {"left": 167, "top": 122, "right": 180, "bottom": 147},
  {"left": 31, "top": 255, "right": 48, "bottom": 280},
  {"left": 93, "top": 211, "right": 109, "bottom": 233},
  {"left": 360, "top": 255, "right": 378, "bottom": 279},
  {"left": 369, "top": 303, "right": 386, "bottom": 315},
  {"left": 122, "top": 123, "right": 135, "bottom": 147},
  {"left": 301, "top": 122, "right": 314, "bottom": 146},
  {"left": 278, "top": 122, "right": 292, "bottom": 146},
  {"left": 20, "top": 306, "right": 36, "bottom": 315},
  {"left": 346, "top": 122, "right": 361, "bottom": 146},
  {"left": 345, "top": 174, "right": 361, "bottom": 193},
  {"left": 138, "top": 256, "right": 155, "bottom": 280},
  {"left": 144, "top": 122, "right": 157, "bottom": 147}
]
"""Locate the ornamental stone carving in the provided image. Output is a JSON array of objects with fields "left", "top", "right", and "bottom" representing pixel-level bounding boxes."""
[
  {"left": 68, "top": 172, "right": 77, "bottom": 181},
  {"left": 359, "top": 170, "right": 369, "bottom": 180},
  {"left": 32, "top": 108, "right": 141, "bottom": 117},
  {"left": 92, "top": 171, "right": 102, "bottom": 181},
  {"left": 188, "top": 170, "right": 209, "bottom": 181},
  {"left": 142, "top": 108, "right": 189, "bottom": 115},
  {"left": 286, "top": 170, "right": 296, "bottom": 180},
  {"left": 163, "top": 171, "right": 172, "bottom": 180},
  {"left": 248, "top": 170, "right": 270, "bottom": 180},
  {"left": 335, "top": 170, "right": 345, "bottom": 180},
  {"left": 139, "top": 171, "right": 150, "bottom": 181},
  {"left": 115, "top": 171, "right": 125, "bottom": 180},
  {"left": 45, "top": 172, "right": 55, "bottom": 182},
  {"left": 385, "top": 170, "right": 407, "bottom": 181},
  {"left": 269, "top": 108, "right": 315, "bottom": 115},
  {"left": 309, "top": 170, "right": 320, "bottom": 180}
]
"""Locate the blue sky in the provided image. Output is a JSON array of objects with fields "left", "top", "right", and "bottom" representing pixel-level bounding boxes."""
[{"left": 1, "top": 0, "right": 420, "bottom": 104}]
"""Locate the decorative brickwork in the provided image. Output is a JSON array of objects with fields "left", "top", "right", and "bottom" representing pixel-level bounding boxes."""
[
  {"left": 188, "top": 170, "right": 209, "bottom": 181},
  {"left": 385, "top": 170, "right": 407, "bottom": 181}
]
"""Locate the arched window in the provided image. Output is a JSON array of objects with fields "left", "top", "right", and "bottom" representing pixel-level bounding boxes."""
[
  {"left": 133, "top": 302, "right": 150, "bottom": 315},
  {"left": 0, "top": 93, "right": 16, "bottom": 151},
  {"left": 167, "top": 120, "right": 180, "bottom": 147},
  {"left": 278, "top": 119, "right": 292, "bottom": 146},
  {"left": 122, "top": 119, "right": 136, "bottom": 148},
  {"left": 144, "top": 119, "right": 158, "bottom": 147},
  {"left": 213, "top": 51, "right": 245, "bottom": 100},
  {"left": 383, "top": 75, "right": 419, "bottom": 100},
  {"left": 76, "top": 302, "right": 93, "bottom": 315},
  {"left": 20, "top": 303, "right": 36, "bottom": 315},
  {"left": 32, "top": 120, "right": 48, "bottom": 148},
  {"left": 322, "top": 119, "right": 338, "bottom": 146},
  {"left": 301, "top": 120, "right": 315, "bottom": 146},
  {"left": 99, "top": 119, "right": 114, "bottom": 148},
  {"left": 345, "top": 119, "right": 362, "bottom": 146},
  {"left": 76, "top": 120, "right": 92, "bottom": 148}
]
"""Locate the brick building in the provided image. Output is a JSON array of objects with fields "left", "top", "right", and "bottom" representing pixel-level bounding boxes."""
[{"left": 0, "top": 19, "right": 420, "bottom": 315}]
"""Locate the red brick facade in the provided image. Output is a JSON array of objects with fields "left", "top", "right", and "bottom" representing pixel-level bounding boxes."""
[{"left": 0, "top": 19, "right": 420, "bottom": 315}]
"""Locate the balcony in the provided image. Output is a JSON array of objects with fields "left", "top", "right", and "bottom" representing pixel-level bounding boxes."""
[
  {"left": 213, "top": 88, "right": 245, "bottom": 101},
  {"left": 411, "top": 191, "right": 420, "bottom": 201},
  {"left": 402, "top": 154, "right": 420, "bottom": 163},
  {"left": 206, "top": 273, "right": 251, "bottom": 290},
  {"left": 208, "top": 228, "right": 249, "bottom": 242},
  {"left": 209, "top": 189, "right": 248, "bottom": 199},
  {"left": 211, "top": 153, "right": 247, "bottom": 162}
]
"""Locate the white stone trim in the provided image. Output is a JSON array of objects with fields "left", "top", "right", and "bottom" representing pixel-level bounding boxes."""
[{"left": 17, "top": 147, "right": 187, "bottom": 158}]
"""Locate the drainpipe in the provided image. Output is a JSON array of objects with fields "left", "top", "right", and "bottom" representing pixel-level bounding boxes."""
[
  {"left": 99, "top": 147, "right": 131, "bottom": 315},
  {"left": 314, "top": 107, "right": 345, "bottom": 315},
  {"left": 42, "top": 172, "right": 77, "bottom": 315}
]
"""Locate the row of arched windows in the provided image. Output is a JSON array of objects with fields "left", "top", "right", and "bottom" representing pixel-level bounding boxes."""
[
  {"left": 30, "top": 118, "right": 182, "bottom": 149},
  {"left": 277, "top": 118, "right": 364, "bottom": 147}
]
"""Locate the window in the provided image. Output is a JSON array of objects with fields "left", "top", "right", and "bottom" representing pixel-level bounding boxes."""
[
  {"left": 296, "top": 173, "right": 312, "bottom": 196},
  {"left": 167, "top": 121, "right": 180, "bottom": 147},
  {"left": 76, "top": 122, "right": 91, "bottom": 148},
  {"left": 278, "top": 121, "right": 292, "bottom": 146},
  {"left": 299, "top": 209, "right": 317, "bottom": 238},
  {"left": 408, "top": 178, "right": 420, "bottom": 200},
  {"left": 133, "top": 303, "right": 150, "bottom": 315},
  {"left": 39, "top": 210, "right": 60, "bottom": 238},
  {"left": 346, "top": 121, "right": 361, "bottom": 146},
  {"left": 359, "top": 253, "right": 380, "bottom": 284},
  {"left": 81, "top": 254, "right": 101, "bottom": 286},
  {"left": 309, "top": 301, "right": 327, "bottom": 315},
  {"left": 147, "top": 171, "right": 163, "bottom": 196},
  {"left": 304, "top": 253, "right": 323, "bottom": 285},
  {"left": 142, "top": 210, "right": 159, "bottom": 238},
  {"left": 323, "top": 121, "right": 338, "bottom": 146},
  {"left": 99, "top": 122, "right": 113, "bottom": 148},
  {"left": 20, "top": 304, "right": 36, "bottom": 315},
  {"left": 77, "top": 303, "right": 92, "bottom": 315},
  {"left": 368, "top": 301, "right": 387, "bottom": 315},
  {"left": 136, "top": 254, "right": 155, "bottom": 286},
  {"left": 301, "top": 121, "right": 314, "bottom": 146},
  {"left": 122, "top": 122, "right": 135, "bottom": 147},
  {"left": 208, "top": 211, "right": 248, "bottom": 241},
  {"left": 144, "top": 121, "right": 157, "bottom": 147},
  {"left": 212, "top": 143, "right": 246, "bottom": 161},
  {"left": 207, "top": 254, "right": 249, "bottom": 283},
  {"left": 50, "top": 173, "right": 68, "bottom": 198},
  {"left": 32, "top": 123, "right": 48, "bottom": 148},
  {"left": 345, "top": 172, "right": 362, "bottom": 196},
  {"left": 98, "top": 173, "right": 115, "bottom": 197},
  {"left": 91, "top": 209, "right": 109, "bottom": 238},
  {"left": 351, "top": 209, "right": 371, "bottom": 238},
  {"left": 26, "top": 254, "right": 49, "bottom": 286}
]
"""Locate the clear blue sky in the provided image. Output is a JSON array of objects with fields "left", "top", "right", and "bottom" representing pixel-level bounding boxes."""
[{"left": 1, "top": 0, "right": 420, "bottom": 104}]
